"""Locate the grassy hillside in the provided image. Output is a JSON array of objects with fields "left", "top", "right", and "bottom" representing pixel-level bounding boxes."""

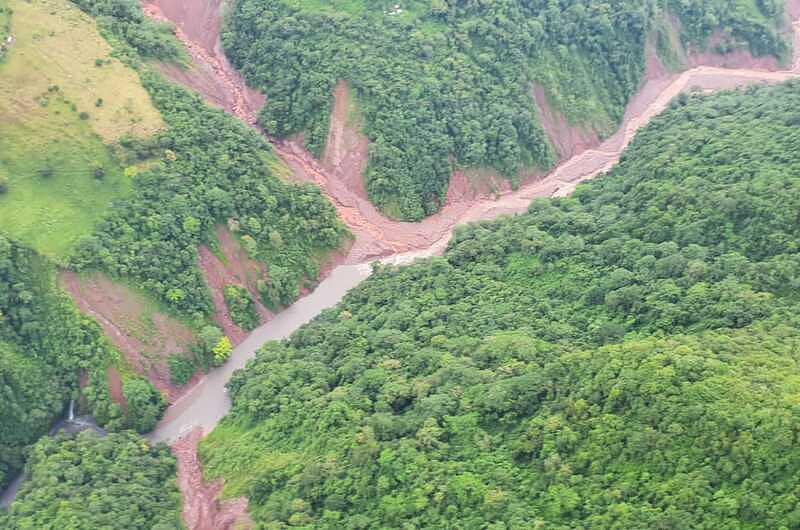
[
  {"left": 0, "top": 432, "right": 182, "bottom": 529},
  {"left": 0, "top": 0, "right": 163, "bottom": 260},
  {"left": 223, "top": 0, "right": 789, "bottom": 220},
  {"left": 200, "top": 81, "right": 800, "bottom": 528}
]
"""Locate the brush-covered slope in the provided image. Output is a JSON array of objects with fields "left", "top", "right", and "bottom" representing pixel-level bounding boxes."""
[
  {"left": 200, "top": 81, "right": 800, "bottom": 528},
  {"left": 66, "top": 0, "right": 347, "bottom": 317},
  {"left": 223, "top": 0, "right": 790, "bottom": 220},
  {"left": 0, "top": 0, "right": 346, "bottom": 488}
]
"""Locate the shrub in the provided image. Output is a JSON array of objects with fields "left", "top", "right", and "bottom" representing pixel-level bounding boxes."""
[
  {"left": 212, "top": 336, "right": 232, "bottom": 366},
  {"left": 223, "top": 284, "right": 259, "bottom": 330},
  {"left": 168, "top": 355, "right": 195, "bottom": 386},
  {"left": 121, "top": 377, "right": 166, "bottom": 433}
]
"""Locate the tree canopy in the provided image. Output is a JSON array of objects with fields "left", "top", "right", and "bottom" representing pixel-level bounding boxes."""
[
  {"left": 1, "top": 432, "right": 182, "bottom": 529},
  {"left": 0, "top": 236, "right": 126, "bottom": 489},
  {"left": 200, "top": 81, "right": 800, "bottom": 528}
]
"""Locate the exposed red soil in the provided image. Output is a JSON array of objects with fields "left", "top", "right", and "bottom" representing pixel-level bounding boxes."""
[
  {"left": 790, "top": 0, "right": 800, "bottom": 20},
  {"left": 685, "top": 29, "right": 782, "bottom": 71},
  {"left": 172, "top": 427, "right": 253, "bottom": 530},
  {"left": 197, "top": 226, "right": 272, "bottom": 345},
  {"left": 445, "top": 169, "right": 509, "bottom": 204},
  {"left": 143, "top": 0, "right": 264, "bottom": 126},
  {"left": 60, "top": 271, "right": 200, "bottom": 404},
  {"left": 321, "top": 81, "right": 369, "bottom": 200},
  {"left": 106, "top": 366, "right": 128, "bottom": 414},
  {"left": 532, "top": 84, "right": 600, "bottom": 161}
]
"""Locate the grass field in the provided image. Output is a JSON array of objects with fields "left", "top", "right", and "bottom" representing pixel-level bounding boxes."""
[{"left": 0, "top": 0, "right": 163, "bottom": 260}]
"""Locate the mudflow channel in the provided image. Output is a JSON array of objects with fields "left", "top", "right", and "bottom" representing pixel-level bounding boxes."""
[{"left": 143, "top": 0, "right": 800, "bottom": 445}]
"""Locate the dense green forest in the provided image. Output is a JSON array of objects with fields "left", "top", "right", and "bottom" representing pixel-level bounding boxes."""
[
  {"left": 70, "top": 72, "right": 346, "bottom": 318},
  {"left": 223, "top": 0, "right": 788, "bottom": 219},
  {"left": 0, "top": 432, "right": 183, "bottom": 529},
  {"left": 200, "top": 81, "right": 800, "bottom": 527}
]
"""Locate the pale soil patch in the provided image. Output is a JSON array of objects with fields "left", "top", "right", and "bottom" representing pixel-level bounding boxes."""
[
  {"left": 532, "top": 84, "right": 601, "bottom": 162},
  {"left": 321, "top": 81, "right": 369, "bottom": 199},
  {"left": 172, "top": 428, "right": 253, "bottom": 530},
  {"left": 197, "top": 226, "right": 272, "bottom": 345},
  {"left": 106, "top": 366, "right": 127, "bottom": 413},
  {"left": 685, "top": 30, "right": 782, "bottom": 70},
  {"left": 59, "top": 271, "right": 198, "bottom": 403}
]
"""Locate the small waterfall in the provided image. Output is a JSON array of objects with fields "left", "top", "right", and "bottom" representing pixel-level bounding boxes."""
[{"left": 68, "top": 399, "right": 74, "bottom": 422}]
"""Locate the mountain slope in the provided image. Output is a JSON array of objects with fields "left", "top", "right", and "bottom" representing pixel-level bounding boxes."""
[
  {"left": 200, "top": 81, "right": 800, "bottom": 528},
  {"left": 223, "top": 0, "right": 790, "bottom": 220}
]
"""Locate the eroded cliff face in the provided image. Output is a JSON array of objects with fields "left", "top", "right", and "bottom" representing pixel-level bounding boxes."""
[{"left": 197, "top": 226, "right": 272, "bottom": 346}]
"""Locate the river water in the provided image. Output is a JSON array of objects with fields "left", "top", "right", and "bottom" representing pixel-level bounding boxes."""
[{"left": 148, "top": 263, "right": 374, "bottom": 443}]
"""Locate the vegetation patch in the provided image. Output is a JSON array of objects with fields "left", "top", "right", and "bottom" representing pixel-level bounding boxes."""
[
  {"left": 0, "top": 432, "right": 183, "bottom": 529},
  {"left": 71, "top": 73, "right": 346, "bottom": 318},
  {"left": 0, "top": 236, "right": 123, "bottom": 490},
  {"left": 224, "top": 284, "right": 260, "bottom": 331},
  {"left": 0, "top": 0, "right": 163, "bottom": 259},
  {"left": 60, "top": 271, "right": 201, "bottom": 402},
  {"left": 201, "top": 82, "right": 800, "bottom": 527},
  {"left": 0, "top": 2, "right": 10, "bottom": 62}
]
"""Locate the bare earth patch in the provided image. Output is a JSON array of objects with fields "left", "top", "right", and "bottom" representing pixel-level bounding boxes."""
[
  {"left": 106, "top": 366, "right": 127, "bottom": 413},
  {"left": 321, "top": 81, "right": 369, "bottom": 200},
  {"left": 532, "top": 84, "right": 600, "bottom": 161},
  {"left": 59, "top": 271, "right": 198, "bottom": 403},
  {"left": 197, "top": 226, "right": 272, "bottom": 345},
  {"left": 172, "top": 427, "right": 253, "bottom": 530}
]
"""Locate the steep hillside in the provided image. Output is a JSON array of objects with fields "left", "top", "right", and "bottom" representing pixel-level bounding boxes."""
[
  {"left": 0, "top": 236, "right": 160, "bottom": 489},
  {"left": 200, "top": 81, "right": 800, "bottom": 527},
  {"left": 223, "top": 0, "right": 790, "bottom": 220},
  {"left": 0, "top": 0, "right": 347, "bottom": 491},
  {"left": 0, "top": 432, "right": 182, "bottom": 529}
]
